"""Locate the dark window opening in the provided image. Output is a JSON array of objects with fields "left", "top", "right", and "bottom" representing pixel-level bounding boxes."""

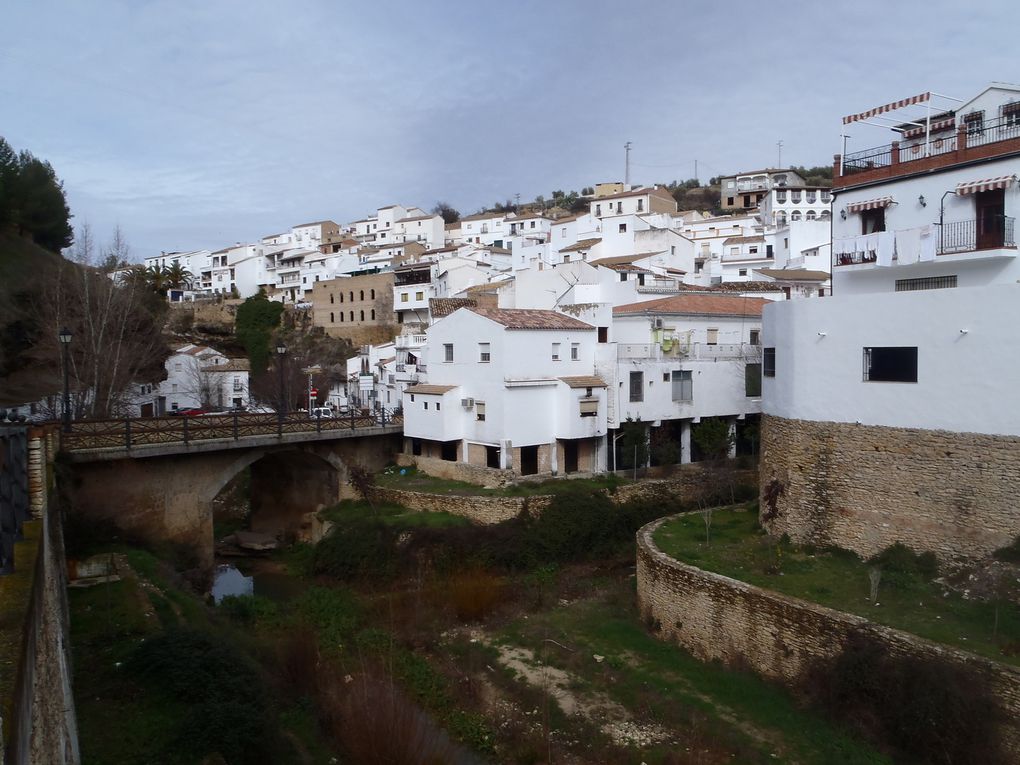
[
  {"left": 520, "top": 445, "right": 539, "bottom": 475},
  {"left": 486, "top": 445, "right": 500, "bottom": 468},
  {"left": 863, "top": 347, "right": 917, "bottom": 383},
  {"left": 597, "top": 326, "right": 609, "bottom": 343},
  {"left": 861, "top": 207, "right": 885, "bottom": 233},
  {"left": 629, "top": 371, "right": 643, "bottom": 402},
  {"left": 440, "top": 440, "right": 458, "bottom": 461},
  {"left": 763, "top": 347, "right": 776, "bottom": 377},
  {"left": 745, "top": 363, "right": 762, "bottom": 397}
]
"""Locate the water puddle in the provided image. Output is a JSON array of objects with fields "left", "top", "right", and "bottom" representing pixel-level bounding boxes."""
[
  {"left": 211, "top": 563, "right": 310, "bottom": 604},
  {"left": 211, "top": 564, "right": 253, "bottom": 603}
]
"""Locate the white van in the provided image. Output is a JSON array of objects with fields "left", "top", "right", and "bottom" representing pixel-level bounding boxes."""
[{"left": 310, "top": 407, "right": 334, "bottom": 419}]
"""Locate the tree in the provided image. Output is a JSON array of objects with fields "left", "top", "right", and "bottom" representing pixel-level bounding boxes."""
[
  {"left": 34, "top": 223, "right": 168, "bottom": 419},
  {"left": 234, "top": 290, "right": 284, "bottom": 374},
  {"left": 164, "top": 261, "right": 194, "bottom": 291},
  {"left": 431, "top": 202, "right": 460, "bottom": 224},
  {"left": 13, "top": 153, "right": 73, "bottom": 251},
  {"left": 692, "top": 417, "right": 738, "bottom": 511}
]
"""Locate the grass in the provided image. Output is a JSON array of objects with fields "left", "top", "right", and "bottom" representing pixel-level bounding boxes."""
[
  {"left": 654, "top": 508, "right": 1020, "bottom": 666},
  {"left": 500, "top": 581, "right": 889, "bottom": 764},
  {"left": 320, "top": 498, "right": 472, "bottom": 529},
  {"left": 374, "top": 466, "right": 627, "bottom": 498}
]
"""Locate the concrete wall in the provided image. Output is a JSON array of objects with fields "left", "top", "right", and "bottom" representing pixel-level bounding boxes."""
[
  {"left": 636, "top": 514, "right": 1020, "bottom": 752},
  {"left": 759, "top": 415, "right": 1020, "bottom": 561}
]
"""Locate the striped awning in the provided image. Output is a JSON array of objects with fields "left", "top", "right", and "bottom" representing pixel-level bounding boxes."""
[
  {"left": 903, "top": 117, "right": 956, "bottom": 139},
  {"left": 843, "top": 91, "right": 930, "bottom": 125},
  {"left": 955, "top": 175, "right": 1017, "bottom": 196},
  {"left": 846, "top": 197, "right": 895, "bottom": 214}
]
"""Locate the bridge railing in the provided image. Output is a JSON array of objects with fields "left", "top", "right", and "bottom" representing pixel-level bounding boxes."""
[{"left": 61, "top": 410, "right": 403, "bottom": 452}]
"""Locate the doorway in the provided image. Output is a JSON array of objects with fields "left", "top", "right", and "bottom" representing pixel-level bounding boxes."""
[
  {"left": 975, "top": 189, "right": 1006, "bottom": 250},
  {"left": 562, "top": 441, "right": 579, "bottom": 474},
  {"left": 519, "top": 445, "right": 539, "bottom": 476}
]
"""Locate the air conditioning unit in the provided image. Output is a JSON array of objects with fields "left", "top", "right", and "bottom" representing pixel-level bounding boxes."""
[
  {"left": 653, "top": 318, "right": 664, "bottom": 329},
  {"left": 461, "top": 398, "right": 475, "bottom": 408}
]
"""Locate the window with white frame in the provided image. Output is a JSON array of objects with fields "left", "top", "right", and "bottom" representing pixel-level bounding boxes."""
[
  {"left": 478, "top": 343, "right": 490, "bottom": 363},
  {"left": 443, "top": 343, "right": 453, "bottom": 362},
  {"left": 671, "top": 370, "right": 692, "bottom": 401},
  {"left": 706, "top": 328, "right": 719, "bottom": 345},
  {"left": 551, "top": 342, "right": 561, "bottom": 361},
  {"left": 475, "top": 401, "right": 486, "bottom": 421},
  {"left": 570, "top": 342, "right": 579, "bottom": 360}
]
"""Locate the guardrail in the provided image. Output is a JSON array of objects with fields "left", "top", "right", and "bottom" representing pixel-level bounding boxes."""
[{"left": 61, "top": 410, "right": 403, "bottom": 452}]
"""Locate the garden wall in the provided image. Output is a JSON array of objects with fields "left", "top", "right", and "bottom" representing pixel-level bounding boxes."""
[
  {"left": 636, "top": 515, "right": 1020, "bottom": 751},
  {"left": 760, "top": 415, "right": 1020, "bottom": 561},
  {"left": 367, "top": 486, "right": 551, "bottom": 525}
]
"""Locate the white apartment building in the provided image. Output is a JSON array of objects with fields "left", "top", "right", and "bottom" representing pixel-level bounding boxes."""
[
  {"left": 403, "top": 308, "right": 608, "bottom": 476},
  {"left": 611, "top": 293, "right": 766, "bottom": 467},
  {"left": 762, "top": 82, "right": 1020, "bottom": 562},
  {"left": 759, "top": 186, "right": 832, "bottom": 227},
  {"left": 718, "top": 168, "right": 808, "bottom": 211},
  {"left": 458, "top": 212, "right": 509, "bottom": 247}
]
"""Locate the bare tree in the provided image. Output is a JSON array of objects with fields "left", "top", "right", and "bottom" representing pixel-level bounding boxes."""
[{"left": 35, "top": 223, "right": 168, "bottom": 420}]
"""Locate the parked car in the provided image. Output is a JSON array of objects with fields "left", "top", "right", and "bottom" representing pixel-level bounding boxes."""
[
  {"left": 177, "top": 407, "right": 206, "bottom": 417},
  {"left": 310, "top": 407, "right": 334, "bottom": 419}
]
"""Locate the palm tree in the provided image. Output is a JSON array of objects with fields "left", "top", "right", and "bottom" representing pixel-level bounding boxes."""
[{"left": 163, "top": 262, "right": 193, "bottom": 291}]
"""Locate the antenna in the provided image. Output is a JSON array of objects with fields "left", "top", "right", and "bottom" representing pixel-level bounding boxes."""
[
  {"left": 624, "top": 141, "right": 632, "bottom": 185},
  {"left": 777, "top": 140, "right": 784, "bottom": 168}
]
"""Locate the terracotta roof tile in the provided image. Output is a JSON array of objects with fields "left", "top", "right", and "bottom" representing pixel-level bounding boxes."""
[
  {"left": 201, "top": 358, "right": 251, "bottom": 372},
  {"left": 722, "top": 235, "right": 766, "bottom": 246},
  {"left": 429, "top": 297, "right": 477, "bottom": 318},
  {"left": 558, "top": 376, "right": 607, "bottom": 388},
  {"left": 405, "top": 384, "right": 457, "bottom": 395},
  {"left": 613, "top": 294, "right": 770, "bottom": 318},
  {"left": 756, "top": 268, "right": 830, "bottom": 282},
  {"left": 468, "top": 308, "right": 595, "bottom": 331},
  {"left": 560, "top": 237, "right": 602, "bottom": 253}
]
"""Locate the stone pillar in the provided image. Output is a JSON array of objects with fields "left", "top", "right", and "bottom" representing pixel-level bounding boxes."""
[
  {"left": 549, "top": 439, "right": 558, "bottom": 475},
  {"left": 890, "top": 140, "right": 900, "bottom": 166},
  {"left": 460, "top": 439, "right": 469, "bottom": 463},
  {"left": 727, "top": 418, "right": 738, "bottom": 459},
  {"left": 680, "top": 420, "right": 692, "bottom": 464},
  {"left": 27, "top": 429, "right": 49, "bottom": 519}
]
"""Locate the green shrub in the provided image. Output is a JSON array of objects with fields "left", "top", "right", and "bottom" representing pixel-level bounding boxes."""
[
  {"left": 218, "top": 594, "right": 278, "bottom": 626},
  {"left": 808, "top": 631, "right": 1003, "bottom": 764},
  {"left": 312, "top": 518, "right": 398, "bottom": 581},
  {"left": 868, "top": 542, "right": 938, "bottom": 588},
  {"left": 993, "top": 536, "right": 1020, "bottom": 563}
]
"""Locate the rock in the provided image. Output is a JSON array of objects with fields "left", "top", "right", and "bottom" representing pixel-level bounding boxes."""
[
  {"left": 233, "top": 530, "right": 280, "bottom": 551},
  {"left": 593, "top": 654, "right": 605, "bottom": 663}
]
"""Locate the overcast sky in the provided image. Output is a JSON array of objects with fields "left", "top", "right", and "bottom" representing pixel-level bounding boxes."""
[{"left": 2, "top": 0, "right": 1017, "bottom": 258}]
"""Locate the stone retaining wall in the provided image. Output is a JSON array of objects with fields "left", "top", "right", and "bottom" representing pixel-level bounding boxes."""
[
  {"left": 636, "top": 514, "right": 1020, "bottom": 752},
  {"left": 760, "top": 415, "right": 1020, "bottom": 561},
  {"left": 368, "top": 486, "right": 551, "bottom": 525}
]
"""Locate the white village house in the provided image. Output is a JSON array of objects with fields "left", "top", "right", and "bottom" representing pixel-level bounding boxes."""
[
  {"left": 761, "top": 82, "right": 1020, "bottom": 562},
  {"left": 159, "top": 344, "right": 251, "bottom": 413}
]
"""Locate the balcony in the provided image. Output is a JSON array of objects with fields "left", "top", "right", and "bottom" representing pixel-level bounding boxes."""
[
  {"left": 395, "top": 333, "right": 428, "bottom": 349},
  {"left": 618, "top": 342, "right": 756, "bottom": 361},
  {"left": 832, "top": 217, "right": 1015, "bottom": 266},
  {"left": 836, "top": 115, "right": 1020, "bottom": 188}
]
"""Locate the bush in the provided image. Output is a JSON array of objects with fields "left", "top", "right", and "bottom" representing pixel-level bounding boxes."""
[
  {"left": 446, "top": 568, "right": 505, "bottom": 622},
  {"left": 808, "top": 631, "right": 1003, "bottom": 764},
  {"left": 312, "top": 518, "right": 398, "bottom": 581},
  {"left": 218, "top": 594, "right": 278, "bottom": 627},
  {"left": 993, "top": 536, "right": 1020, "bottom": 564},
  {"left": 868, "top": 542, "right": 938, "bottom": 588}
]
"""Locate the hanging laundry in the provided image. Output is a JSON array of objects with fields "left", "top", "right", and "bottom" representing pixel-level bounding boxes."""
[
  {"left": 919, "top": 224, "right": 937, "bottom": 262},
  {"left": 896, "top": 228, "right": 921, "bottom": 265},
  {"left": 876, "top": 231, "right": 896, "bottom": 266}
]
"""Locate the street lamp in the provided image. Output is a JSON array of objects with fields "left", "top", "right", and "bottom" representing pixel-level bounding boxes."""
[
  {"left": 276, "top": 344, "right": 288, "bottom": 418},
  {"left": 58, "top": 330, "right": 73, "bottom": 434}
]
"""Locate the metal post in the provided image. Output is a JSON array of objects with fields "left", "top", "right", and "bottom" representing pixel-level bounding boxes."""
[
  {"left": 183, "top": 415, "right": 189, "bottom": 444},
  {"left": 59, "top": 329, "right": 72, "bottom": 434},
  {"left": 316, "top": 410, "right": 321, "bottom": 433},
  {"left": 125, "top": 419, "right": 132, "bottom": 449},
  {"left": 232, "top": 410, "right": 238, "bottom": 440}
]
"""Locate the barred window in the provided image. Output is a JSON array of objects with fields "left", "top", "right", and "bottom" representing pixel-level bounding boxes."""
[{"left": 895, "top": 275, "right": 957, "bottom": 292}]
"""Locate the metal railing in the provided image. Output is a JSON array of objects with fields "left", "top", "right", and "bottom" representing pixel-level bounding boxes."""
[
  {"left": 938, "top": 216, "right": 1015, "bottom": 254},
  {"left": 61, "top": 410, "right": 403, "bottom": 452},
  {"left": 962, "top": 114, "right": 1020, "bottom": 149},
  {"left": 618, "top": 342, "right": 758, "bottom": 361},
  {"left": 842, "top": 144, "right": 893, "bottom": 175}
]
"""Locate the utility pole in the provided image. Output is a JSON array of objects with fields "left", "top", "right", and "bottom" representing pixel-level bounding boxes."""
[
  {"left": 514, "top": 192, "right": 521, "bottom": 209},
  {"left": 777, "top": 140, "right": 784, "bottom": 168},
  {"left": 694, "top": 159, "right": 698, "bottom": 185},
  {"left": 624, "top": 141, "right": 632, "bottom": 186}
]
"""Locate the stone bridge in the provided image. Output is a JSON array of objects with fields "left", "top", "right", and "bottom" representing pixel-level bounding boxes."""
[{"left": 62, "top": 415, "right": 403, "bottom": 567}]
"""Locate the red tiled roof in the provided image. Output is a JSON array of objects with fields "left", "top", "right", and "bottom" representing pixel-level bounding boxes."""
[
  {"left": 560, "top": 237, "right": 602, "bottom": 253},
  {"left": 405, "top": 384, "right": 457, "bottom": 395},
  {"left": 559, "top": 376, "right": 607, "bottom": 388},
  {"left": 613, "top": 294, "right": 769, "bottom": 318},
  {"left": 429, "top": 297, "right": 477, "bottom": 318},
  {"left": 468, "top": 308, "right": 594, "bottom": 330}
]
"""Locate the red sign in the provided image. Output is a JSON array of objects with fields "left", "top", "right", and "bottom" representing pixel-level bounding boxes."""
[{"left": 310, "top": 388, "right": 318, "bottom": 396}]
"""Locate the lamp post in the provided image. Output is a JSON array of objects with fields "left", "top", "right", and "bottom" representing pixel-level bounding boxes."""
[
  {"left": 58, "top": 327, "right": 72, "bottom": 433},
  {"left": 276, "top": 344, "right": 288, "bottom": 419}
]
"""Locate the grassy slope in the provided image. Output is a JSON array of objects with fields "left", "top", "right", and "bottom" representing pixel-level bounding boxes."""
[{"left": 655, "top": 508, "right": 1020, "bottom": 665}]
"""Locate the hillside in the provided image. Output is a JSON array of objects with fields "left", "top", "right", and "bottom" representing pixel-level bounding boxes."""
[{"left": 0, "top": 232, "right": 70, "bottom": 406}]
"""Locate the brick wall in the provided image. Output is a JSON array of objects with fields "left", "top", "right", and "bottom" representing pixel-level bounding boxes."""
[
  {"left": 636, "top": 514, "right": 1020, "bottom": 752},
  {"left": 760, "top": 415, "right": 1020, "bottom": 561}
]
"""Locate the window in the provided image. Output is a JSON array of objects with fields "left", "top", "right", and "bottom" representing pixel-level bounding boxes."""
[
  {"left": 964, "top": 110, "right": 984, "bottom": 136},
  {"left": 629, "top": 371, "right": 643, "bottom": 402},
  {"left": 444, "top": 343, "right": 453, "bottom": 362},
  {"left": 671, "top": 370, "right": 692, "bottom": 401},
  {"left": 727, "top": 197, "right": 735, "bottom": 206},
  {"left": 570, "top": 343, "right": 579, "bottom": 360},
  {"left": 749, "top": 246, "right": 758, "bottom": 255},
  {"left": 745, "top": 363, "right": 762, "bottom": 397},
  {"left": 339, "top": 293, "right": 344, "bottom": 303},
  {"left": 371, "top": 309, "right": 376, "bottom": 320},
  {"left": 551, "top": 343, "right": 561, "bottom": 360},
  {"left": 416, "top": 291, "right": 424, "bottom": 300},
  {"left": 579, "top": 398, "right": 598, "bottom": 417},
  {"left": 1003, "top": 102, "right": 1020, "bottom": 128},
  {"left": 401, "top": 292, "right": 409, "bottom": 302},
  {"left": 329, "top": 293, "right": 334, "bottom": 304},
  {"left": 424, "top": 401, "right": 429, "bottom": 410},
  {"left": 791, "top": 210, "right": 802, "bottom": 221},
  {"left": 597, "top": 326, "right": 608, "bottom": 343},
  {"left": 637, "top": 198, "right": 644, "bottom": 212},
  {"left": 478, "top": 342, "right": 490, "bottom": 362},
  {"left": 360, "top": 310, "right": 365, "bottom": 321},
  {"left": 706, "top": 328, "right": 718, "bottom": 345},
  {"left": 360, "top": 290, "right": 365, "bottom": 300},
  {"left": 595, "top": 204, "right": 601, "bottom": 215},
  {"left": 895, "top": 275, "right": 957, "bottom": 291},
  {"left": 806, "top": 210, "right": 817, "bottom": 221},
  {"left": 619, "top": 223, "right": 627, "bottom": 233},
  {"left": 863, "top": 347, "right": 917, "bottom": 382},
  {"left": 476, "top": 401, "right": 486, "bottom": 421},
  {"left": 749, "top": 329, "right": 760, "bottom": 345},
  {"left": 349, "top": 311, "right": 354, "bottom": 321},
  {"left": 371, "top": 289, "right": 375, "bottom": 299},
  {"left": 436, "top": 402, "right": 440, "bottom": 411},
  {"left": 738, "top": 268, "right": 748, "bottom": 276},
  {"left": 349, "top": 291, "right": 354, "bottom": 301},
  {"left": 729, "top": 247, "right": 739, "bottom": 256},
  {"left": 861, "top": 208, "right": 885, "bottom": 234},
  {"left": 330, "top": 312, "right": 334, "bottom": 323},
  {"left": 763, "top": 347, "right": 776, "bottom": 377}
]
